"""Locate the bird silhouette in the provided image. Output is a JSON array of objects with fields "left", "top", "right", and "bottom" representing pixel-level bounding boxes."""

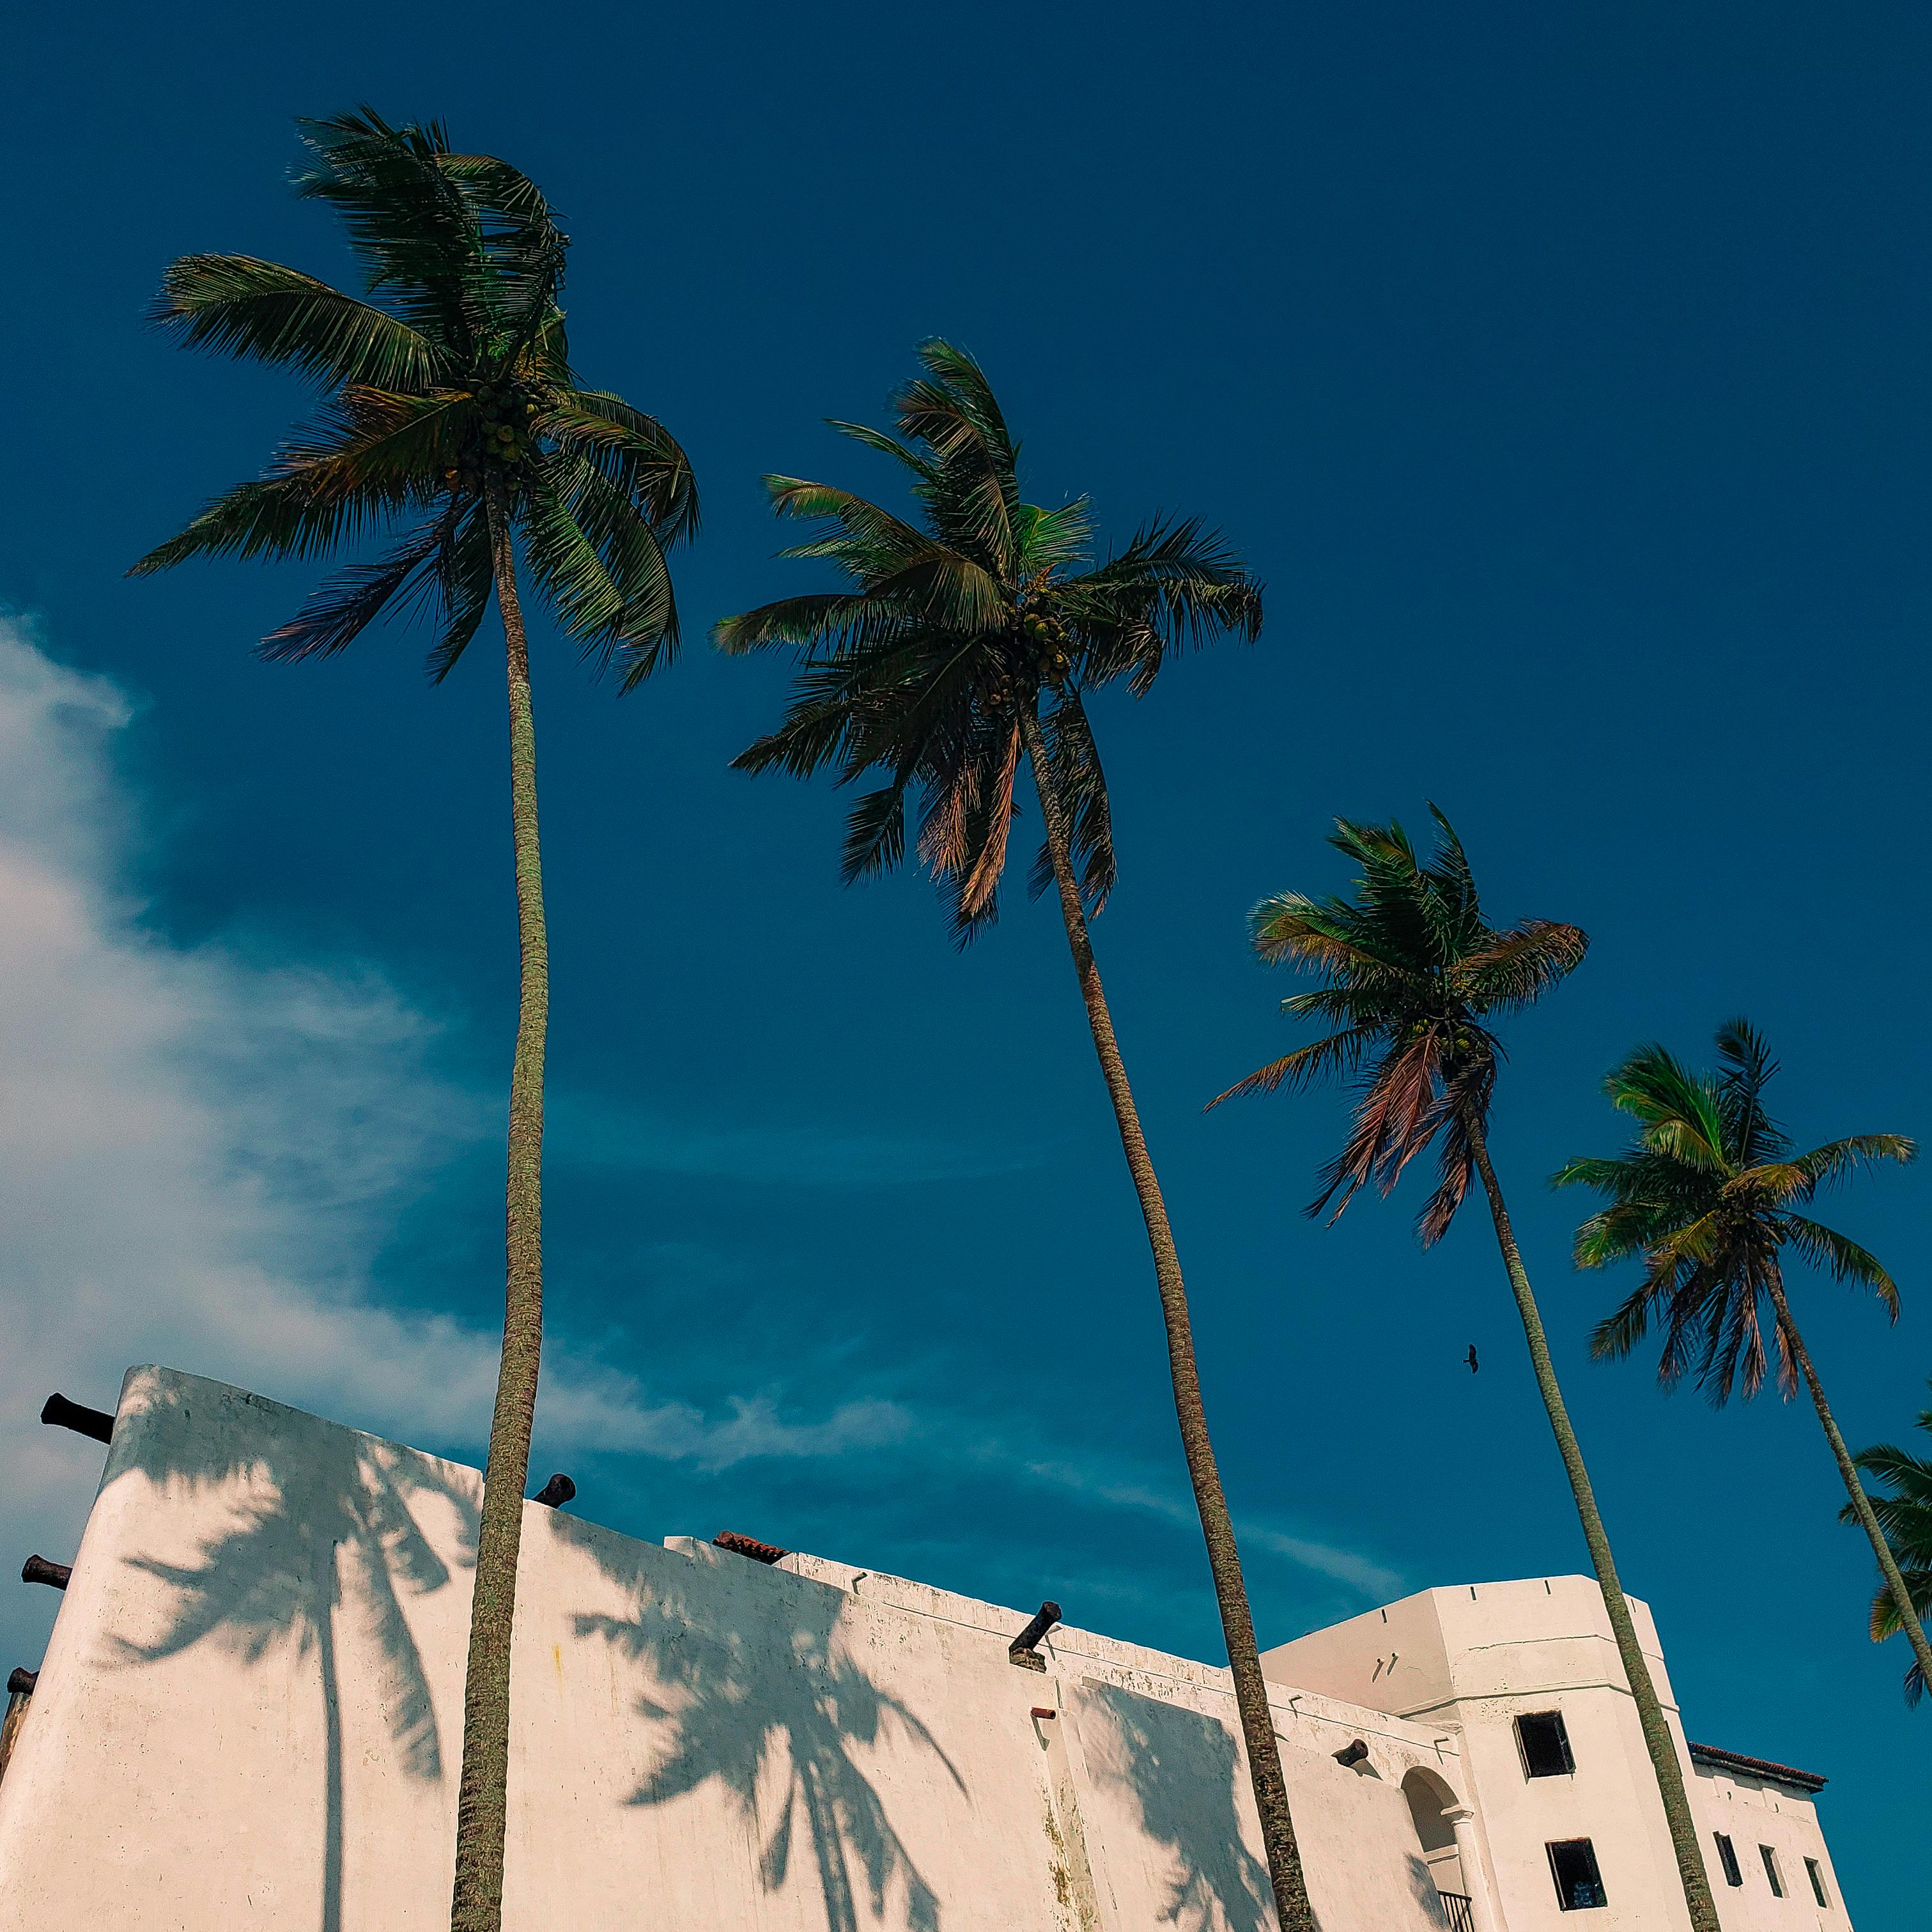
[{"left": 1465, "top": 1344, "right": 1480, "bottom": 1374}]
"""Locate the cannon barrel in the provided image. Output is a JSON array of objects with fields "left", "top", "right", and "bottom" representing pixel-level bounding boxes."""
[
  {"left": 40, "top": 1395, "right": 112, "bottom": 1444},
  {"left": 1009, "top": 1600, "right": 1063, "bottom": 1670}
]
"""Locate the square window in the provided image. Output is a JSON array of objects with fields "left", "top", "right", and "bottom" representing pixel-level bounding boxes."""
[
  {"left": 1804, "top": 1859, "right": 1830, "bottom": 1908},
  {"left": 1547, "top": 1839, "right": 1607, "bottom": 1911},
  {"left": 1514, "top": 1711, "right": 1575, "bottom": 1778},
  {"left": 1712, "top": 1835, "right": 1743, "bottom": 1887},
  {"left": 1759, "top": 1846, "right": 1785, "bottom": 1899}
]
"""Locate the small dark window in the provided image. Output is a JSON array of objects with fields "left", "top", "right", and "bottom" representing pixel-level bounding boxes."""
[
  {"left": 1805, "top": 1859, "right": 1830, "bottom": 1909},
  {"left": 1759, "top": 1846, "right": 1785, "bottom": 1899},
  {"left": 1713, "top": 1835, "right": 1742, "bottom": 1887},
  {"left": 1515, "top": 1711, "right": 1575, "bottom": 1778},
  {"left": 1547, "top": 1839, "right": 1607, "bottom": 1911}
]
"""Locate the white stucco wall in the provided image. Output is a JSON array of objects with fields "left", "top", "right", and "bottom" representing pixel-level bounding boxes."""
[
  {"left": 1694, "top": 1761, "right": 1844, "bottom": 1932},
  {"left": 0, "top": 1368, "right": 1462, "bottom": 1932},
  {"left": 1260, "top": 1579, "right": 1852, "bottom": 1932}
]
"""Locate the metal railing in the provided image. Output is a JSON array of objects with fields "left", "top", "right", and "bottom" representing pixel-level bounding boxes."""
[{"left": 1437, "top": 1892, "right": 1476, "bottom": 1932}]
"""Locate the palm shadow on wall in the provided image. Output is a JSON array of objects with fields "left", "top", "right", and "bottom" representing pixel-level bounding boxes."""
[
  {"left": 552, "top": 1517, "right": 963, "bottom": 1932},
  {"left": 1079, "top": 1683, "right": 1276, "bottom": 1932},
  {"left": 109, "top": 1379, "right": 479, "bottom": 1932}
]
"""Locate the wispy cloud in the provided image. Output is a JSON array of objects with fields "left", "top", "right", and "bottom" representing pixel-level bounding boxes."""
[
  {"left": 0, "top": 619, "right": 913, "bottom": 1662},
  {"left": 968, "top": 1443, "right": 1405, "bottom": 1599}
]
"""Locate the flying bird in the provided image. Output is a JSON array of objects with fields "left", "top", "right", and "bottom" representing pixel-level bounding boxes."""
[{"left": 1465, "top": 1344, "right": 1480, "bottom": 1374}]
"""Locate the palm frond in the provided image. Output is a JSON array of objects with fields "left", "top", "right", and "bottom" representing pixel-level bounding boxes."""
[
  {"left": 1416, "top": 1050, "right": 1495, "bottom": 1244},
  {"left": 425, "top": 498, "right": 494, "bottom": 681},
  {"left": 1069, "top": 516, "right": 1263, "bottom": 695},
  {"left": 293, "top": 109, "right": 484, "bottom": 353},
  {"left": 1772, "top": 1134, "right": 1918, "bottom": 1201},
  {"left": 893, "top": 339, "right": 1021, "bottom": 575},
  {"left": 1782, "top": 1216, "right": 1902, "bottom": 1318},
  {"left": 1602, "top": 1044, "right": 1729, "bottom": 1171},
  {"left": 713, "top": 592, "right": 906, "bottom": 656},
  {"left": 152, "top": 255, "right": 449, "bottom": 389},
  {"left": 1457, "top": 918, "right": 1589, "bottom": 1013},
  {"left": 827, "top": 419, "right": 936, "bottom": 481},
  {"left": 1206, "top": 1028, "right": 1380, "bottom": 1108},
  {"left": 257, "top": 508, "right": 457, "bottom": 662},
  {"left": 130, "top": 471, "right": 384, "bottom": 573},
  {"left": 545, "top": 389, "right": 698, "bottom": 545},
  {"left": 1026, "top": 688, "right": 1115, "bottom": 915},
  {"left": 840, "top": 775, "right": 914, "bottom": 882},
  {"left": 534, "top": 451, "right": 680, "bottom": 681}
]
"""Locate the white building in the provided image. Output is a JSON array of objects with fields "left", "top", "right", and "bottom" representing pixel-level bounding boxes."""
[{"left": 0, "top": 1368, "right": 1849, "bottom": 1931}]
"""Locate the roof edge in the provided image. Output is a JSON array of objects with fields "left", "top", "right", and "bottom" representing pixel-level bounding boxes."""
[{"left": 1689, "top": 1740, "right": 1827, "bottom": 1793}]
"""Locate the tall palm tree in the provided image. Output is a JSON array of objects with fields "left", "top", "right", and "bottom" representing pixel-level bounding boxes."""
[
  {"left": 1554, "top": 1022, "right": 1932, "bottom": 1704},
  {"left": 1209, "top": 811, "right": 1722, "bottom": 1932},
  {"left": 715, "top": 341, "right": 1313, "bottom": 1929},
  {"left": 1842, "top": 1386, "right": 1932, "bottom": 1703},
  {"left": 129, "top": 109, "right": 697, "bottom": 1932}
]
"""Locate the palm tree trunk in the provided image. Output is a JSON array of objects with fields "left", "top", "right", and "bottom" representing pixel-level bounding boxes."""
[
  {"left": 1016, "top": 702, "right": 1315, "bottom": 1932},
  {"left": 1760, "top": 1269, "right": 1932, "bottom": 1691},
  {"left": 449, "top": 484, "right": 551, "bottom": 1932},
  {"left": 318, "top": 1590, "right": 345, "bottom": 1932},
  {"left": 1465, "top": 1130, "right": 1720, "bottom": 1932}
]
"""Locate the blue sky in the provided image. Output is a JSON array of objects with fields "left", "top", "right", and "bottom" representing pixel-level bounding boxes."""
[{"left": 5, "top": 1, "right": 1931, "bottom": 1922}]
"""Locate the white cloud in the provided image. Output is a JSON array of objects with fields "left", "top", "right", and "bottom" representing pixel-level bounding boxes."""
[
  {"left": 987, "top": 1448, "right": 1406, "bottom": 1600},
  {"left": 0, "top": 619, "right": 907, "bottom": 1663}
]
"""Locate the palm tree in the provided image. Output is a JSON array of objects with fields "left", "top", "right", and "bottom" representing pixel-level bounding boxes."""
[
  {"left": 715, "top": 341, "right": 1313, "bottom": 1929},
  {"left": 1554, "top": 1022, "right": 1932, "bottom": 1704},
  {"left": 128, "top": 109, "right": 698, "bottom": 1932},
  {"left": 1209, "top": 811, "right": 1722, "bottom": 1932},
  {"left": 1841, "top": 1386, "right": 1932, "bottom": 1703}
]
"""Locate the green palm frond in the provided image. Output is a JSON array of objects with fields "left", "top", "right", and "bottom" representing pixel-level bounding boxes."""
[
  {"left": 425, "top": 499, "right": 495, "bottom": 681},
  {"left": 130, "top": 472, "right": 375, "bottom": 573},
  {"left": 1456, "top": 919, "right": 1590, "bottom": 1012},
  {"left": 1563, "top": 1022, "right": 1908, "bottom": 1403},
  {"left": 1772, "top": 1134, "right": 1917, "bottom": 1200},
  {"left": 135, "top": 109, "right": 692, "bottom": 686},
  {"left": 1221, "top": 808, "right": 1579, "bottom": 1244},
  {"left": 1782, "top": 1216, "right": 1902, "bottom": 1318},
  {"left": 153, "top": 255, "right": 450, "bottom": 389},
  {"left": 1026, "top": 688, "right": 1115, "bottom": 915},
  {"left": 720, "top": 339, "right": 1260, "bottom": 941},
  {"left": 1841, "top": 1388, "right": 1932, "bottom": 1702},
  {"left": 1207, "top": 1028, "right": 1380, "bottom": 1108},
  {"left": 1070, "top": 516, "right": 1264, "bottom": 696},
  {"left": 1599, "top": 1043, "right": 1729, "bottom": 1170},
  {"left": 892, "top": 339, "right": 1021, "bottom": 575},
  {"left": 826, "top": 419, "right": 936, "bottom": 479},
  {"left": 259, "top": 504, "right": 461, "bottom": 662},
  {"left": 545, "top": 390, "right": 699, "bottom": 545},
  {"left": 1016, "top": 499, "right": 1095, "bottom": 576},
  {"left": 713, "top": 592, "right": 907, "bottom": 658}
]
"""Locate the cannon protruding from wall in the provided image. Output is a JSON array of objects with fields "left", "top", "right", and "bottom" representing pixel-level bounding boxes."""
[
  {"left": 1009, "top": 1600, "right": 1062, "bottom": 1671},
  {"left": 40, "top": 1395, "right": 112, "bottom": 1444}
]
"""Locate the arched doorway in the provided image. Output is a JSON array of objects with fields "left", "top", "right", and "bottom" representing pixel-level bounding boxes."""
[{"left": 1401, "top": 1768, "right": 1465, "bottom": 1899}]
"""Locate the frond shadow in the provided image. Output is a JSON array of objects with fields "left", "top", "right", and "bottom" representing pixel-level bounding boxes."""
[
  {"left": 553, "top": 1519, "right": 961, "bottom": 1932},
  {"left": 1077, "top": 1681, "right": 1275, "bottom": 1932},
  {"left": 107, "top": 1375, "right": 479, "bottom": 1932}
]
